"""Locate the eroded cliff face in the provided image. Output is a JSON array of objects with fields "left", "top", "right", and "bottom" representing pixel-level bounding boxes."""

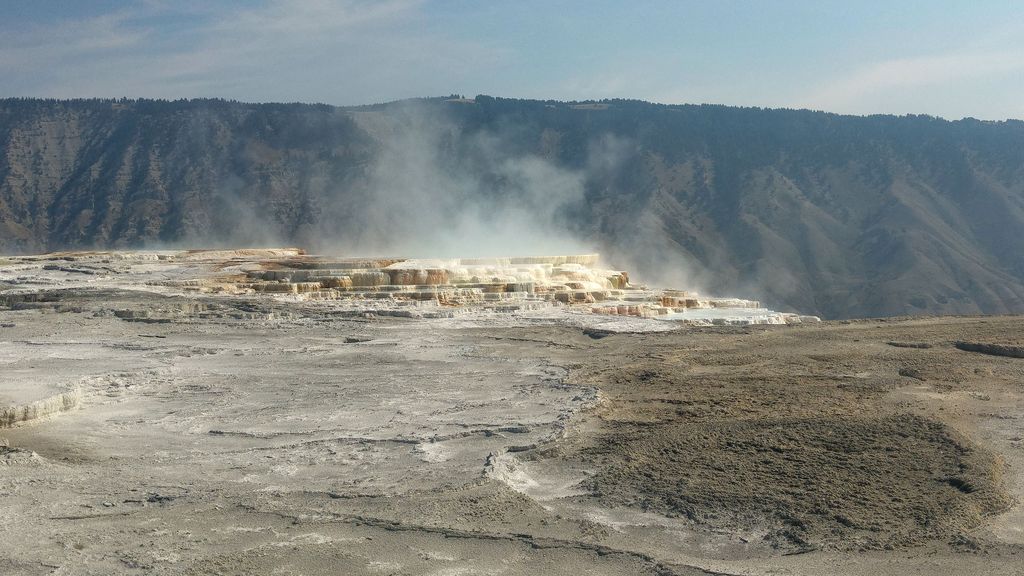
[
  {"left": 0, "top": 100, "right": 375, "bottom": 253},
  {"left": 3, "top": 97, "right": 1024, "bottom": 319}
]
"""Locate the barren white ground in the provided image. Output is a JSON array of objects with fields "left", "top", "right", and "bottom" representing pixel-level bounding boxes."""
[{"left": 2, "top": 253, "right": 1022, "bottom": 575}]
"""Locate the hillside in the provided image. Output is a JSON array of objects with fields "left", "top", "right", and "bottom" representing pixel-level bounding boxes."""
[{"left": 2, "top": 96, "right": 1024, "bottom": 318}]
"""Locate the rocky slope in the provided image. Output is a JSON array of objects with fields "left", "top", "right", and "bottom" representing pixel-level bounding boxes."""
[{"left": 2, "top": 96, "right": 1024, "bottom": 318}]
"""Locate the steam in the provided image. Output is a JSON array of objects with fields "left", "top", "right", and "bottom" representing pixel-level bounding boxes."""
[
  {"left": 207, "top": 174, "right": 288, "bottom": 248},
  {"left": 172, "top": 99, "right": 712, "bottom": 295},
  {"left": 575, "top": 134, "right": 711, "bottom": 294},
  {"left": 317, "top": 101, "right": 592, "bottom": 258}
]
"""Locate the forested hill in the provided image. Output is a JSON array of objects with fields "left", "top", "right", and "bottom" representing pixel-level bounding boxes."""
[{"left": 3, "top": 96, "right": 1024, "bottom": 319}]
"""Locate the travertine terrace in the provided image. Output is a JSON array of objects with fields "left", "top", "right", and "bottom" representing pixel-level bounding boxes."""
[
  {"left": 0, "top": 248, "right": 815, "bottom": 325},
  {"left": 241, "top": 252, "right": 819, "bottom": 325},
  {"left": 2, "top": 248, "right": 806, "bottom": 324},
  {"left": 2, "top": 249, "right": 1021, "bottom": 576}
]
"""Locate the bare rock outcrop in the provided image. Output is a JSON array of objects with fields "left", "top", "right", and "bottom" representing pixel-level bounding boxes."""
[{"left": 1, "top": 388, "right": 81, "bottom": 428}]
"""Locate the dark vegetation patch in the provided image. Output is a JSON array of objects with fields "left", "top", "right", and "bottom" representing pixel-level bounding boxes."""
[
  {"left": 955, "top": 341, "right": 1024, "bottom": 359},
  {"left": 579, "top": 414, "right": 1007, "bottom": 551},
  {"left": 537, "top": 321, "right": 1016, "bottom": 552},
  {"left": 886, "top": 341, "right": 932, "bottom": 349}
]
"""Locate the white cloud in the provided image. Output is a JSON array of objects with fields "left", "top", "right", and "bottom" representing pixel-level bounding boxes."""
[
  {"left": 0, "top": 11, "right": 147, "bottom": 72},
  {"left": 0, "top": 0, "right": 502, "bottom": 103},
  {"left": 215, "top": 0, "right": 419, "bottom": 36},
  {"left": 799, "top": 51, "right": 1024, "bottom": 117}
]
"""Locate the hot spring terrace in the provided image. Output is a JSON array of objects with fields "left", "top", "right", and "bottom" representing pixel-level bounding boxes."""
[{"left": 0, "top": 249, "right": 819, "bottom": 325}]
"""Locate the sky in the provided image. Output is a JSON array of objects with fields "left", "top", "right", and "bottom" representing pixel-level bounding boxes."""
[{"left": 1, "top": 0, "right": 1022, "bottom": 120}]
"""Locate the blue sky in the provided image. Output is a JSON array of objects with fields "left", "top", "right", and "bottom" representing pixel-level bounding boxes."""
[{"left": 2, "top": 1, "right": 1022, "bottom": 119}]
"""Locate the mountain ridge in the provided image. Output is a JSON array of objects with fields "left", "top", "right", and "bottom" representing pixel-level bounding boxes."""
[{"left": 3, "top": 96, "right": 1024, "bottom": 319}]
